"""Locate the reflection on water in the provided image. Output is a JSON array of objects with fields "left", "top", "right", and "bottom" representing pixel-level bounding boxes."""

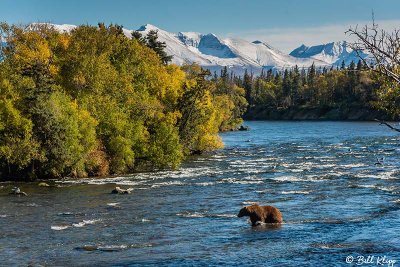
[{"left": 0, "top": 121, "right": 399, "bottom": 266}]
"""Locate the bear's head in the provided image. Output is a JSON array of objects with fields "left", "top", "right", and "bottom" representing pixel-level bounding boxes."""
[{"left": 237, "top": 205, "right": 258, "bottom": 217}]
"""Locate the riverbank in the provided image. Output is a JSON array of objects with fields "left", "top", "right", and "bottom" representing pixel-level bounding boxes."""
[{"left": 244, "top": 106, "right": 394, "bottom": 121}]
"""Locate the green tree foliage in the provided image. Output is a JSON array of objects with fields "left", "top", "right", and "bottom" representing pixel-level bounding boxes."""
[
  {"left": 179, "top": 65, "right": 222, "bottom": 154},
  {"left": 0, "top": 99, "right": 40, "bottom": 179},
  {"left": 374, "top": 74, "right": 400, "bottom": 118},
  {"left": 213, "top": 67, "right": 248, "bottom": 131},
  {"left": 0, "top": 23, "right": 246, "bottom": 180},
  {"left": 32, "top": 91, "right": 98, "bottom": 178},
  {"left": 233, "top": 61, "right": 396, "bottom": 120}
]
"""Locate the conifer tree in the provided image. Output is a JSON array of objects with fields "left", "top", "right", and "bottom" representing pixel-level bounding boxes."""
[
  {"left": 307, "top": 63, "right": 317, "bottom": 104},
  {"left": 220, "top": 66, "right": 228, "bottom": 83},
  {"left": 292, "top": 65, "right": 301, "bottom": 105},
  {"left": 131, "top": 31, "right": 145, "bottom": 44},
  {"left": 243, "top": 69, "right": 253, "bottom": 105},
  {"left": 266, "top": 69, "right": 273, "bottom": 81},
  {"left": 282, "top": 69, "right": 292, "bottom": 106},
  {"left": 145, "top": 30, "right": 173, "bottom": 64},
  {"left": 301, "top": 68, "right": 307, "bottom": 86},
  {"left": 341, "top": 60, "right": 346, "bottom": 70},
  {"left": 348, "top": 61, "right": 357, "bottom": 98},
  {"left": 307, "top": 63, "right": 316, "bottom": 86}
]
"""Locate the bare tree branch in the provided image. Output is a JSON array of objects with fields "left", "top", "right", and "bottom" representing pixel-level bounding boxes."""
[
  {"left": 346, "top": 17, "right": 400, "bottom": 84},
  {"left": 374, "top": 119, "right": 400, "bottom": 132}
]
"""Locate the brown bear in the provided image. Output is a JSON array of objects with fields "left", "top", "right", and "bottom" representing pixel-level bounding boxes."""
[{"left": 237, "top": 204, "right": 282, "bottom": 226}]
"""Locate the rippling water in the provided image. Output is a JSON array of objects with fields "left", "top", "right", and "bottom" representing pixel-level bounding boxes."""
[{"left": 1, "top": 121, "right": 400, "bottom": 266}]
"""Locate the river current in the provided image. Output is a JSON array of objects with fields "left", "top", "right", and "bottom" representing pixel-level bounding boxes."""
[{"left": 1, "top": 121, "right": 400, "bottom": 266}]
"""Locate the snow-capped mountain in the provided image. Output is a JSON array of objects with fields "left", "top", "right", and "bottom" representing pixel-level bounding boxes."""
[
  {"left": 290, "top": 41, "right": 369, "bottom": 66},
  {"left": 27, "top": 23, "right": 367, "bottom": 74},
  {"left": 136, "top": 24, "right": 328, "bottom": 74}
]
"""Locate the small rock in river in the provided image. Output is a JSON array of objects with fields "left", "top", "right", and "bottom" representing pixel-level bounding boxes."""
[
  {"left": 38, "top": 182, "right": 50, "bottom": 187},
  {"left": 238, "top": 125, "right": 250, "bottom": 131},
  {"left": 9, "top": 187, "right": 28, "bottom": 196},
  {"left": 111, "top": 186, "right": 133, "bottom": 194}
]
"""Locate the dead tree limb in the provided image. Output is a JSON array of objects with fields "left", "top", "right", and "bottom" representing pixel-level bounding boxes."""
[
  {"left": 346, "top": 16, "right": 400, "bottom": 84},
  {"left": 374, "top": 119, "right": 400, "bottom": 132}
]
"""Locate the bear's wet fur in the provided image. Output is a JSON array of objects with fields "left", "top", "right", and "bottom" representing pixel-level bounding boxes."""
[{"left": 238, "top": 204, "right": 282, "bottom": 226}]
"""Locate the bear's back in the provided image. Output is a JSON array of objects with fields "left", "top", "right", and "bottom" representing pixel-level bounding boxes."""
[{"left": 262, "top": 205, "right": 283, "bottom": 223}]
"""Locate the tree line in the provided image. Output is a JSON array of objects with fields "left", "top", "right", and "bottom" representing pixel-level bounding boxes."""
[
  {"left": 0, "top": 23, "right": 247, "bottom": 180},
  {"left": 214, "top": 60, "right": 398, "bottom": 119}
]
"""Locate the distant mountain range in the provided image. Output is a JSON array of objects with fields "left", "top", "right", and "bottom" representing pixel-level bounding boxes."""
[
  {"left": 289, "top": 41, "right": 369, "bottom": 66},
  {"left": 30, "top": 23, "right": 370, "bottom": 74}
]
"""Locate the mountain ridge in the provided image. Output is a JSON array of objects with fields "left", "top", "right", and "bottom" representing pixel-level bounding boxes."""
[
  {"left": 28, "top": 23, "right": 368, "bottom": 74},
  {"left": 289, "top": 41, "right": 369, "bottom": 66}
]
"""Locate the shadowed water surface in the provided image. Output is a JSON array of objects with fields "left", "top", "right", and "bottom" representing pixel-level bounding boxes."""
[{"left": 1, "top": 121, "right": 400, "bottom": 266}]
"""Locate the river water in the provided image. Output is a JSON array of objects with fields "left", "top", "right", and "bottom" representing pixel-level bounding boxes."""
[{"left": 1, "top": 121, "right": 400, "bottom": 266}]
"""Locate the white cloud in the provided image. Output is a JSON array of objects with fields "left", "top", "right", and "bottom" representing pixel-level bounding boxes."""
[{"left": 224, "top": 19, "right": 400, "bottom": 53}]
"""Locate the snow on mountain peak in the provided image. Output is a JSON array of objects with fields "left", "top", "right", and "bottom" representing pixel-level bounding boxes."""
[
  {"left": 177, "top": 32, "right": 203, "bottom": 47},
  {"left": 198, "top": 34, "right": 236, "bottom": 58},
  {"left": 290, "top": 41, "right": 365, "bottom": 65},
  {"left": 252, "top": 40, "right": 273, "bottom": 50},
  {"left": 137, "top": 23, "right": 160, "bottom": 32}
]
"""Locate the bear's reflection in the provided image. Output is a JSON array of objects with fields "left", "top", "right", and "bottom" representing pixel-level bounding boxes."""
[{"left": 250, "top": 223, "right": 282, "bottom": 231}]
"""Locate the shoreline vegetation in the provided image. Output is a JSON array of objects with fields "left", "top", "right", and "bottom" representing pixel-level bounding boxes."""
[
  {"left": 231, "top": 63, "right": 398, "bottom": 122},
  {"left": 0, "top": 22, "right": 399, "bottom": 182},
  {"left": 0, "top": 23, "right": 247, "bottom": 181}
]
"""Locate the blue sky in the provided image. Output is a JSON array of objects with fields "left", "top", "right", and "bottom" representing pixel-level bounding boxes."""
[{"left": 1, "top": 0, "right": 399, "bottom": 51}]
